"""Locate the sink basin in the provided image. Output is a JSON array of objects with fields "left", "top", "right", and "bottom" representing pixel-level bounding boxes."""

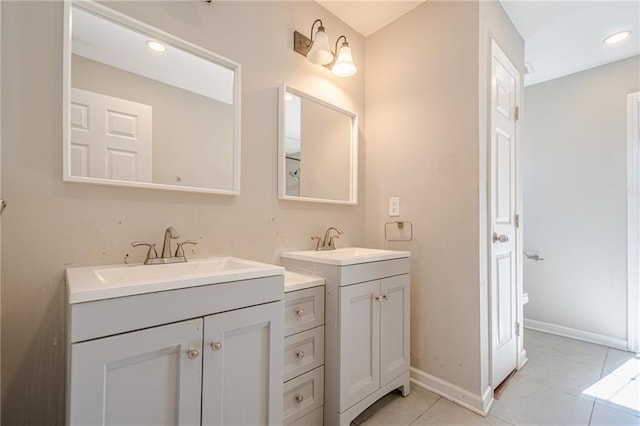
[
  {"left": 280, "top": 247, "right": 410, "bottom": 266},
  {"left": 67, "top": 257, "right": 284, "bottom": 304}
]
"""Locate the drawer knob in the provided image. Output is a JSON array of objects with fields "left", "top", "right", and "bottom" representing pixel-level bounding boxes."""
[
  {"left": 296, "top": 351, "right": 305, "bottom": 360},
  {"left": 211, "top": 341, "right": 223, "bottom": 351},
  {"left": 296, "top": 307, "right": 305, "bottom": 316},
  {"left": 375, "top": 295, "right": 383, "bottom": 302},
  {"left": 187, "top": 347, "right": 200, "bottom": 359},
  {"left": 295, "top": 393, "right": 304, "bottom": 403}
]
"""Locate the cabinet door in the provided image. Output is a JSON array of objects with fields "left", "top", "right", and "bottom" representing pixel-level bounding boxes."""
[
  {"left": 339, "top": 280, "right": 380, "bottom": 411},
  {"left": 202, "top": 301, "right": 284, "bottom": 426},
  {"left": 69, "top": 318, "right": 203, "bottom": 426},
  {"left": 380, "top": 274, "right": 410, "bottom": 386}
]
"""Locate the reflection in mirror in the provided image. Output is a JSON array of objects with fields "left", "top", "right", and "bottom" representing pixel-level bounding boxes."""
[
  {"left": 279, "top": 84, "right": 358, "bottom": 204},
  {"left": 63, "top": 2, "right": 241, "bottom": 194}
]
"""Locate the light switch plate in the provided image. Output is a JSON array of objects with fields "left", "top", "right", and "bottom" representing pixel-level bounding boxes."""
[{"left": 389, "top": 197, "right": 400, "bottom": 217}]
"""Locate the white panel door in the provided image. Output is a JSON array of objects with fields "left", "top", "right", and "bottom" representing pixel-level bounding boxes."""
[
  {"left": 380, "top": 274, "right": 410, "bottom": 386},
  {"left": 339, "top": 281, "right": 380, "bottom": 412},
  {"left": 70, "top": 88, "right": 152, "bottom": 182},
  {"left": 69, "top": 318, "right": 203, "bottom": 426},
  {"left": 202, "top": 301, "right": 284, "bottom": 426},
  {"left": 490, "top": 42, "right": 520, "bottom": 388}
]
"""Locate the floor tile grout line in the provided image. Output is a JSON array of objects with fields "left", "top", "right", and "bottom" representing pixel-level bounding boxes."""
[
  {"left": 588, "top": 347, "right": 612, "bottom": 425},
  {"left": 512, "top": 373, "right": 599, "bottom": 403},
  {"left": 408, "top": 395, "right": 442, "bottom": 425},
  {"left": 526, "top": 346, "right": 608, "bottom": 370}
]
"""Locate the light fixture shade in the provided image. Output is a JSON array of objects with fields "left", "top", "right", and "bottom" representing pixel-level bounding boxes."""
[
  {"left": 307, "top": 27, "right": 333, "bottom": 65},
  {"left": 332, "top": 43, "right": 357, "bottom": 77}
]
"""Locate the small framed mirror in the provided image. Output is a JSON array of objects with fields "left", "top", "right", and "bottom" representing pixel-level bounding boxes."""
[
  {"left": 278, "top": 84, "right": 358, "bottom": 205},
  {"left": 63, "top": 1, "right": 241, "bottom": 194}
]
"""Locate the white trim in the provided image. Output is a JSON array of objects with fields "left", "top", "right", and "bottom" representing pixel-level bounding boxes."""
[
  {"left": 524, "top": 319, "right": 628, "bottom": 350},
  {"left": 627, "top": 91, "right": 640, "bottom": 353},
  {"left": 410, "top": 367, "right": 493, "bottom": 417}
]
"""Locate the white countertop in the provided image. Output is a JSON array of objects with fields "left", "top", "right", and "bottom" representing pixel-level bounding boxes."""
[
  {"left": 67, "top": 257, "right": 285, "bottom": 304},
  {"left": 280, "top": 247, "right": 410, "bottom": 266},
  {"left": 284, "top": 270, "right": 325, "bottom": 292}
]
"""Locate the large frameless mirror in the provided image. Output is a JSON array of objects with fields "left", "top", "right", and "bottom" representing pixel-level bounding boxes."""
[
  {"left": 63, "top": 1, "right": 241, "bottom": 194},
  {"left": 278, "top": 84, "right": 358, "bottom": 204}
]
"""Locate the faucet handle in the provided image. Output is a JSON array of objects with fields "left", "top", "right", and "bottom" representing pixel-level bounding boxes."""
[
  {"left": 311, "top": 236, "right": 322, "bottom": 251},
  {"left": 328, "top": 234, "right": 340, "bottom": 248},
  {"left": 175, "top": 240, "right": 197, "bottom": 258},
  {"left": 132, "top": 241, "right": 158, "bottom": 260}
]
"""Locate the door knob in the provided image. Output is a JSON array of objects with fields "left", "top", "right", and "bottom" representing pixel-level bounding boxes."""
[{"left": 493, "top": 232, "right": 509, "bottom": 243}]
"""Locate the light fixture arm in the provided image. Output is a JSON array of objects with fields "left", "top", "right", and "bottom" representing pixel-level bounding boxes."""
[
  {"left": 308, "top": 19, "right": 324, "bottom": 47},
  {"left": 334, "top": 35, "right": 348, "bottom": 55}
]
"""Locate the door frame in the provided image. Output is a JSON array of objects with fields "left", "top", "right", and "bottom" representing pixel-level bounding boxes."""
[
  {"left": 627, "top": 91, "right": 640, "bottom": 353},
  {"left": 487, "top": 39, "right": 525, "bottom": 390}
]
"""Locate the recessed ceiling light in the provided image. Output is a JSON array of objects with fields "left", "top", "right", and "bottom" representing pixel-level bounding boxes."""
[
  {"left": 603, "top": 30, "right": 631, "bottom": 45},
  {"left": 145, "top": 40, "right": 166, "bottom": 52}
]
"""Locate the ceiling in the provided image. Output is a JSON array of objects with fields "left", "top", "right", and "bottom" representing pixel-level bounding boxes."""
[{"left": 316, "top": 0, "right": 640, "bottom": 86}]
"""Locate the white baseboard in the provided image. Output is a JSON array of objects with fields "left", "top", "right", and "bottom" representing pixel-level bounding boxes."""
[
  {"left": 410, "top": 367, "right": 493, "bottom": 416},
  {"left": 524, "top": 319, "right": 628, "bottom": 350}
]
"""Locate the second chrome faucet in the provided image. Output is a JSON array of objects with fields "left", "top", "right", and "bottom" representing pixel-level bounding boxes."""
[{"left": 132, "top": 226, "right": 197, "bottom": 265}]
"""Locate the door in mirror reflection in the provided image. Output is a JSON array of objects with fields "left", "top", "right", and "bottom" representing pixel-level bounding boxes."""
[
  {"left": 64, "top": 3, "right": 241, "bottom": 194},
  {"left": 279, "top": 85, "right": 358, "bottom": 205}
]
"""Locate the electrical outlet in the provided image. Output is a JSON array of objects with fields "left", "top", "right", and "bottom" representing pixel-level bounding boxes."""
[{"left": 389, "top": 197, "right": 400, "bottom": 217}]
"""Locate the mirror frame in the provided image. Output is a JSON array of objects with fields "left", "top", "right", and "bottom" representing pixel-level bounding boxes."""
[
  {"left": 62, "top": 0, "right": 242, "bottom": 195},
  {"left": 278, "top": 84, "right": 358, "bottom": 205}
]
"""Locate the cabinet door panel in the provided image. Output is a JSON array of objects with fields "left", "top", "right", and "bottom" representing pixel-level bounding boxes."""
[
  {"left": 380, "top": 274, "right": 410, "bottom": 386},
  {"left": 202, "top": 301, "right": 284, "bottom": 426},
  {"left": 69, "top": 318, "right": 203, "bottom": 426},
  {"left": 339, "top": 281, "right": 380, "bottom": 412}
]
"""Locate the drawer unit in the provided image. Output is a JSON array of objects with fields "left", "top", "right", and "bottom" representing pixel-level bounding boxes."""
[
  {"left": 283, "top": 271, "right": 326, "bottom": 426},
  {"left": 284, "top": 366, "right": 324, "bottom": 424},
  {"left": 285, "top": 285, "right": 325, "bottom": 337},
  {"left": 287, "top": 406, "right": 323, "bottom": 426},
  {"left": 284, "top": 326, "right": 325, "bottom": 382}
]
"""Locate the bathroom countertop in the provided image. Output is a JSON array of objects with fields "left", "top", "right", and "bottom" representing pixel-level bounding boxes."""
[{"left": 284, "top": 270, "right": 325, "bottom": 292}]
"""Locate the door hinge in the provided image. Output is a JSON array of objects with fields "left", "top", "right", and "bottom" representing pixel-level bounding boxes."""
[
  {"left": 516, "top": 322, "right": 521, "bottom": 337},
  {"left": 514, "top": 106, "right": 520, "bottom": 121},
  {"left": 515, "top": 213, "right": 520, "bottom": 228}
]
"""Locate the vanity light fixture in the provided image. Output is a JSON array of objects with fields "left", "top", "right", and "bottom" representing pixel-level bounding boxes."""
[
  {"left": 603, "top": 30, "right": 631, "bottom": 45},
  {"left": 145, "top": 39, "right": 166, "bottom": 52},
  {"left": 293, "top": 20, "right": 357, "bottom": 77}
]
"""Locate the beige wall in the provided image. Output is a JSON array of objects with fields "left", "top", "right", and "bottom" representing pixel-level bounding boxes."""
[
  {"left": 1, "top": 2, "right": 365, "bottom": 424},
  {"left": 365, "top": 0, "right": 522, "bottom": 398},
  {"left": 523, "top": 56, "right": 640, "bottom": 343},
  {"left": 72, "top": 55, "right": 235, "bottom": 190}
]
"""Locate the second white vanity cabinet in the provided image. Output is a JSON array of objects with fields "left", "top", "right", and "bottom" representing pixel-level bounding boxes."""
[
  {"left": 281, "top": 248, "right": 411, "bottom": 426},
  {"left": 66, "top": 259, "right": 285, "bottom": 426}
]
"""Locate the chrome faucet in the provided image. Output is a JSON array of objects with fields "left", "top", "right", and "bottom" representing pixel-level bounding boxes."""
[
  {"left": 311, "top": 227, "right": 343, "bottom": 251},
  {"left": 132, "top": 226, "right": 197, "bottom": 265}
]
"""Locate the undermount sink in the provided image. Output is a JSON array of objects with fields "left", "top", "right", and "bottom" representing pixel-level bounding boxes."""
[
  {"left": 66, "top": 257, "right": 284, "bottom": 304},
  {"left": 280, "top": 247, "right": 410, "bottom": 266}
]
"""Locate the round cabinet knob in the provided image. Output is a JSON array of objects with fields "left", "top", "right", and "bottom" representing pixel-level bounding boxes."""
[
  {"left": 296, "top": 308, "right": 305, "bottom": 316},
  {"left": 375, "top": 295, "right": 383, "bottom": 302},
  {"left": 187, "top": 347, "right": 200, "bottom": 359},
  {"left": 382, "top": 294, "right": 388, "bottom": 301},
  {"left": 211, "top": 341, "right": 223, "bottom": 351},
  {"left": 295, "top": 394, "right": 304, "bottom": 403},
  {"left": 296, "top": 351, "right": 305, "bottom": 360}
]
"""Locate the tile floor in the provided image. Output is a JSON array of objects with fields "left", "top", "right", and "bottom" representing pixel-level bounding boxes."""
[{"left": 352, "top": 329, "right": 640, "bottom": 425}]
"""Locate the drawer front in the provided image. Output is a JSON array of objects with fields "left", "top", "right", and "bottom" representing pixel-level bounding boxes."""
[
  {"left": 283, "top": 366, "right": 324, "bottom": 424},
  {"left": 285, "top": 406, "right": 323, "bottom": 426},
  {"left": 285, "top": 286, "right": 324, "bottom": 336},
  {"left": 284, "top": 326, "right": 325, "bottom": 382}
]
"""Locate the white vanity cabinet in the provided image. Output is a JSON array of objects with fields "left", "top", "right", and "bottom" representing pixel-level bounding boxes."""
[
  {"left": 66, "top": 260, "right": 285, "bottom": 426},
  {"left": 281, "top": 248, "right": 410, "bottom": 426}
]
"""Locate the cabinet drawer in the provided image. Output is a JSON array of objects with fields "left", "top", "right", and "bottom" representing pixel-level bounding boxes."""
[
  {"left": 284, "top": 326, "right": 325, "bottom": 382},
  {"left": 285, "top": 286, "right": 324, "bottom": 336},
  {"left": 285, "top": 406, "right": 323, "bottom": 426},
  {"left": 283, "top": 366, "right": 324, "bottom": 424}
]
